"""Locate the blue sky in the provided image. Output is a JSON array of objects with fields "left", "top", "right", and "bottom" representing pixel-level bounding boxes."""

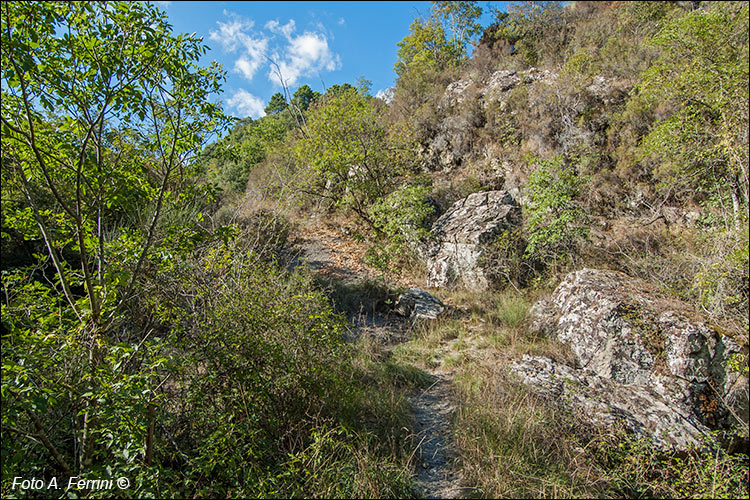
[{"left": 151, "top": 1, "right": 506, "bottom": 118}]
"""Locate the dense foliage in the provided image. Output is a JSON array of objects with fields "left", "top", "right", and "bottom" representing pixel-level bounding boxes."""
[
  {"left": 1, "top": 2, "right": 415, "bottom": 498},
  {"left": 636, "top": 3, "right": 749, "bottom": 221},
  {"left": 2, "top": 0, "right": 748, "bottom": 498},
  {"left": 2, "top": 0, "right": 229, "bottom": 480},
  {"left": 293, "top": 88, "right": 418, "bottom": 227}
]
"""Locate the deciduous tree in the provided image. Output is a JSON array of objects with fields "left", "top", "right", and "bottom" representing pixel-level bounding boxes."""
[
  {"left": 1, "top": 0, "right": 228, "bottom": 474},
  {"left": 637, "top": 2, "right": 749, "bottom": 225}
]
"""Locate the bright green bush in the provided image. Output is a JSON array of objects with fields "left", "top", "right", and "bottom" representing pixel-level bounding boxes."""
[
  {"left": 523, "top": 156, "right": 590, "bottom": 273},
  {"left": 1, "top": 267, "right": 173, "bottom": 496},
  {"left": 1, "top": 1, "right": 229, "bottom": 492},
  {"left": 200, "top": 113, "right": 293, "bottom": 195},
  {"left": 367, "top": 183, "right": 435, "bottom": 271},
  {"left": 294, "top": 88, "right": 416, "bottom": 226},
  {"left": 636, "top": 2, "right": 749, "bottom": 220}
]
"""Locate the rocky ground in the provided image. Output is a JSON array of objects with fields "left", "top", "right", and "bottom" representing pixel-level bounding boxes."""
[{"left": 411, "top": 371, "right": 464, "bottom": 499}]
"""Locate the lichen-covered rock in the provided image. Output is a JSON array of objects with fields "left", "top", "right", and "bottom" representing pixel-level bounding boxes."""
[
  {"left": 427, "top": 191, "right": 521, "bottom": 289},
  {"left": 527, "top": 299, "right": 558, "bottom": 337},
  {"left": 484, "top": 69, "right": 521, "bottom": 95},
  {"left": 441, "top": 78, "right": 473, "bottom": 108},
  {"left": 514, "top": 268, "right": 748, "bottom": 449},
  {"left": 511, "top": 355, "right": 708, "bottom": 449},
  {"left": 393, "top": 288, "right": 445, "bottom": 321}
]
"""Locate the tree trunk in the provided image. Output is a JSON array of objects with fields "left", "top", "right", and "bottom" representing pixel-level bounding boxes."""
[{"left": 731, "top": 174, "right": 742, "bottom": 229}]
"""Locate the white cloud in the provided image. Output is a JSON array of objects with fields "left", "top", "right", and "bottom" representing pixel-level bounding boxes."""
[
  {"left": 234, "top": 57, "right": 257, "bottom": 80},
  {"left": 211, "top": 12, "right": 341, "bottom": 88},
  {"left": 233, "top": 36, "right": 268, "bottom": 80},
  {"left": 153, "top": 1, "right": 172, "bottom": 8},
  {"left": 210, "top": 12, "right": 269, "bottom": 81},
  {"left": 269, "top": 31, "right": 341, "bottom": 87},
  {"left": 338, "top": 17, "right": 345, "bottom": 26},
  {"left": 227, "top": 89, "right": 266, "bottom": 118},
  {"left": 209, "top": 11, "right": 254, "bottom": 52},
  {"left": 265, "top": 19, "right": 296, "bottom": 39}
]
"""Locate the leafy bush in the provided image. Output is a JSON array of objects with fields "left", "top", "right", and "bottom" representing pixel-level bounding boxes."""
[
  {"left": 691, "top": 223, "right": 749, "bottom": 325},
  {"left": 199, "top": 113, "right": 293, "bottom": 195},
  {"left": 367, "top": 183, "right": 436, "bottom": 271},
  {"left": 1, "top": 266, "right": 173, "bottom": 495},
  {"left": 139, "top": 241, "right": 346, "bottom": 496},
  {"left": 1, "top": 1, "right": 229, "bottom": 489},
  {"left": 130, "top": 235, "right": 415, "bottom": 497},
  {"left": 591, "top": 429, "right": 749, "bottom": 499},
  {"left": 523, "top": 156, "right": 590, "bottom": 273},
  {"left": 636, "top": 2, "right": 749, "bottom": 221},
  {"left": 294, "top": 88, "right": 417, "bottom": 227}
]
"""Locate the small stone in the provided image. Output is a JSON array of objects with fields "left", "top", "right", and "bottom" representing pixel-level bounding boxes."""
[{"left": 393, "top": 288, "right": 446, "bottom": 321}]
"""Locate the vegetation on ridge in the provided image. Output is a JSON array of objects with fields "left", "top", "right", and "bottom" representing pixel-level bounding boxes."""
[{"left": 2, "top": 0, "right": 748, "bottom": 498}]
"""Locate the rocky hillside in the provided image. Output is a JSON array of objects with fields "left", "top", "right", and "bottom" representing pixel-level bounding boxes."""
[{"left": 3, "top": 1, "right": 747, "bottom": 498}]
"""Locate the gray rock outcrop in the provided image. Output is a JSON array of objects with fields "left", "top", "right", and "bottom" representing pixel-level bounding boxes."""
[
  {"left": 393, "top": 288, "right": 446, "bottom": 321},
  {"left": 439, "top": 68, "right": 558, "bottom": 113},
  {"left": 427, "top": 191, "right": 521, "bottom": 290},
  {"left": 512, "top": 355, "right": 710, "bottom": 449},
  {"left": 513, "top": 268, "right": 748, "bottom": 449},
  {"left": 428, "top": 68, "right": 560, "bottom": 171}
]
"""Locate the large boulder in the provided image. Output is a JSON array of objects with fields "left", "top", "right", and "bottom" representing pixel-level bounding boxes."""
[
  {"left": 512, "top": 355, "right": 709, "bottom": 449},
  {"left": 513, "top": 268, "right": 748, "bottom": 449},
  {"left": 427, "top": 191, "right": 521, "bottom": 290}
]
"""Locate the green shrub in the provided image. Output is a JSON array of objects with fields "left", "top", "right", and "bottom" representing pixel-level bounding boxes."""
[
  {"left": 131, "top": 232, "right": 419, "bottom": 497},
  {"left": 367, "top": 183, "right": 435, "bottom": 272},
  {"left": 635, "top": 2, "right": 749, "bottom": 219},
  {"left": 134, "top": 241, "right": 345, "bottom": 496},
  {"left": 523, "top": 155, "right": 590, "bottom": 274},
  {"left": 481, "top": 228, "right": 531, "bottom": 290},
  {"left": 591, "top": 429, "right": 749, "bottom": 499},
  {"left": 294, "top": 88, "right": 417, "bottom": 227}
]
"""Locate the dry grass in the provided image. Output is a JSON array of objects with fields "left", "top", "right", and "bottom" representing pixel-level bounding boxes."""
[
  {"left": 387, "top": 284, "right": 612, "bottom": 497},
  {"left": 452, "top": 361, "right": 613, "bottom": 498}
]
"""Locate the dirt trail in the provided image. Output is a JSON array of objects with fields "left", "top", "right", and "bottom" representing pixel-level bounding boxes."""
[
  {"left": 295, "top": 222, "right": 466, "bottom": 498},
  {"left": 293, "top": 219, "right": 370, "bottom": 283},
  {"left": 411, "top": 371, "right": 464, "bottom": 499}
]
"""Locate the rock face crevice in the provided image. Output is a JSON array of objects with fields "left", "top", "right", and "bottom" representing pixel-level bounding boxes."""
[
  {"left": 427, "top": 190, "right": 521, "bottom": 290},
  {"left": 513, "top": 269, "right": 748, "bottom": 450}
]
